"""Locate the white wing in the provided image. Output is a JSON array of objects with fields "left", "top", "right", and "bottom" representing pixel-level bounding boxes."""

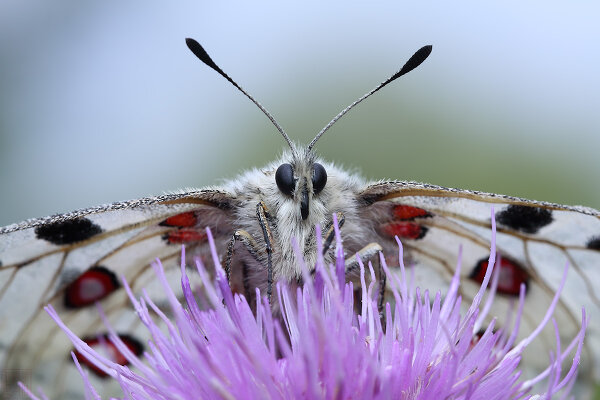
[
  {"left": 0, "top": 190, "right": 235, "bottom": 399},
  {"left": 359, "top": 181, "right": 600, "bottom": 382}
]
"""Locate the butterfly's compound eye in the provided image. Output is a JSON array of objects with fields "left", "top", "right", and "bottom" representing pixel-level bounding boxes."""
[
  {"left": 312, "top": 163, "right": 327, "bottom": 194},
  {"left": 275, "top": 163, "right": 295, "bottom": 196}
]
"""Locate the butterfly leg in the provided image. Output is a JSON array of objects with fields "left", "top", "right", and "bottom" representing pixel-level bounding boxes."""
[
  {"left": 321, "top": 212, "right": 345, "bottom": 256},
  {"left": 344, "top": 243, "right": 383, "bottom": 275},
  {"left": 222, "top": 202, "right": 274, "bottom": 304},
  {"left": 377, "top": 253, "right": 386, "bottom": 316},
  {"left": 256, "top": 202, "right": 274, "bottom": 303},
  {"left": 224, "top": 229, "right": 262, "bottom": 286}
]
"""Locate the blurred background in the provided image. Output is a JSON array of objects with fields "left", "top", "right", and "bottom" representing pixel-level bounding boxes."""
[{"left": 0, "top": 1, "right": 598, "bottom": 226}]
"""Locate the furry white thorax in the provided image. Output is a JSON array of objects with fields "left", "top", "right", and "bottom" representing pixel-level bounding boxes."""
[{"left": 223, "top": 145, "right": 367, "bottom": 281}]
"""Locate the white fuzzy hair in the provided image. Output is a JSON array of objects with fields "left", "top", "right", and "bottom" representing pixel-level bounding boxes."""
[{"left": 220, "top": 145, "right": 367, "bottom": 293}]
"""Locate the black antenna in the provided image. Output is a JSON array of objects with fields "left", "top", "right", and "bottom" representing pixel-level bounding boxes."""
[
  {"left": 307, "top": 45, "right": 432, "bottom": 151},
  {"left": 185, "top": 38, "right": 295, "bottom": 151}
]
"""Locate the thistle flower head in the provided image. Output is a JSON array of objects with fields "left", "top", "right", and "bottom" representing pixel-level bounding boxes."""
[{"left": 21, "top": 212, "right": 587, "bottom": 399}]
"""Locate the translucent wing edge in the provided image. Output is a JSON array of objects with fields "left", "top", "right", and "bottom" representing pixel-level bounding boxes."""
[
  {"left": 360, "top": 180, "right": 600, "bottom": 217},
  {"left": 0, "top": 188, "right": 234, "bottom": 234}
]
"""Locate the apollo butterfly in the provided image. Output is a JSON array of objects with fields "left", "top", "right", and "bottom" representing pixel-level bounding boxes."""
[{"left": 1, "top": 39, "right": 598, "bottom": 398}]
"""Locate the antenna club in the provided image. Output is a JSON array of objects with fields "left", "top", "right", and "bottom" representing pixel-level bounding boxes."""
[
  {"left": 186, "top": 37, "right": 294, "bottom": 152},
  {"left": 185, "top": 38, "right": 202, "bottom": 57},
  {"left": 308, "top": 44, "right": 432, "bottom": 150},
  {"left": 398, "top": 45, "right": 432, "bottom": 76}
]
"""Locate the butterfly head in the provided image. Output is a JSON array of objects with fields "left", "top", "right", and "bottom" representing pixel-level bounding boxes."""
[
  {"left": 186, "top": 38, "right": 431, "bottom": 221},
  {"left": 275, "top": 148, "right": 327, "bottom": 221}
]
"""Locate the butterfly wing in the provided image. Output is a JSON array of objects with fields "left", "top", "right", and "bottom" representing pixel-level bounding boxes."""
[
  {"left": 358, "top": 181, "right": 600, "bottom": 380},
  {"left": 0, "top": 189, "right": 235, "bottom": 399},
  {"left": 3, "top": 180, "right": 599, "bottom": 396}
]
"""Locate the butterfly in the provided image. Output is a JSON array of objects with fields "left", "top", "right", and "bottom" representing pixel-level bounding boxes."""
[{"left": 1, "top": 38, "right": 599, "bottom": 399}]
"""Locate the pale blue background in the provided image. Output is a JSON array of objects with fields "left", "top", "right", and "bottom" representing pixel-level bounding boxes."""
[{"left": 1, "top": 1, "right": 599, "bottom": 226}]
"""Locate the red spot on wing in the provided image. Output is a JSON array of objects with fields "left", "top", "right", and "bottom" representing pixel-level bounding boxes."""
[
  {"left": 469, "top": 257, "right": 529, "bottom": 296},
  {"left": 468, "top": 329, "right": 485, "bottom": 351},
  {"left": 159, "top": 211, "right": 198, "bottom": 227},
  {"left": 64, "top": 266, "right": 119, "bottom": 308},
  {"left": 380, "top": 222, "right": 428, "bottom": 240},
  {"left": 468, "top": 328, "right": 502, "bottom": 352},
  {"left": 392, "top": 205, "right": 431, "bottom": 220},
  {"left": 163, "top": 229, "right": 207, "bottom": 244},
  {"left": 74, "top": 334, "right": 143, "bottom": 378}
]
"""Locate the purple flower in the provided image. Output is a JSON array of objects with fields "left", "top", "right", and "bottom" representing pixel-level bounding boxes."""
[{"left": 21, "top": 212, "right": 586, "bottom": 399}]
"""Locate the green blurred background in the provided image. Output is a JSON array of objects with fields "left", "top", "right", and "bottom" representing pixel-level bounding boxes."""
[{"left": 1, "top": 1, "right": 598, "bottom": 226}]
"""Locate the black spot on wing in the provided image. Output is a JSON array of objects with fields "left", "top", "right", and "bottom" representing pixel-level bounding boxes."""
[
  {"left": 496, "top": 205, "right": 553, "bottom": 234},
  {"left": 587, "top": 236, "right": 600, "bottom": 250},
  {"left": 35, "top": 218, "right": 102, "bottom": 245}
]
